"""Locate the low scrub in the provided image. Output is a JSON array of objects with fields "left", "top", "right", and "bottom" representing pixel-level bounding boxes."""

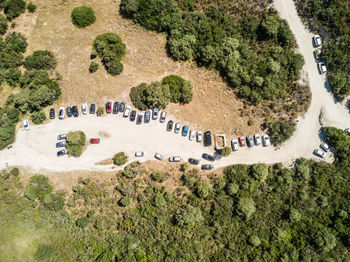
[{"left": 66, "top": 131, "right": 86, "bottom": 157}]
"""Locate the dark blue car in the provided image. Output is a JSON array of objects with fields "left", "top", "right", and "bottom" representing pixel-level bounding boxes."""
[
  {"left": 144, "top": 110, "right": 151, "bottom": 123},
  {"left": 182, "top": 125, "right": 189, "bottom": 136}
]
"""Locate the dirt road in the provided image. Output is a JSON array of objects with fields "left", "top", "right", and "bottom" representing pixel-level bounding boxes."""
[{"left": 0, "top": 0, "right": 349, "bottom": 173}]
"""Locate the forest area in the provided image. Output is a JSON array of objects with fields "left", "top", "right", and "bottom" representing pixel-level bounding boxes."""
[
  {"left": 0, "top": 126, "right": 349, "bottom": 261},
  {"left": 295, "top": 0, "right": 350, "bottom": 100}
]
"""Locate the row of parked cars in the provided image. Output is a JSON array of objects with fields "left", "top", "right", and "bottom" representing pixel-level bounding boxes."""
[{"left": 313, "top": 35, "right": 327, "bottom": 74}]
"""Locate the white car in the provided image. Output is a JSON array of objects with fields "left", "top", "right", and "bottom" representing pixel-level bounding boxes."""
[
  {"left": 231, "top": 139, "right": 239, "bottom": 151},
  {"left": 59, "top": 107, "right": 65, "bottom": 120},
  {"left": 318, "top": 61, "right": 327, "bottom": 74},
  {"left": 254, "top": 134, "right": 261, "bottom": 145},
  {"left": 135, "top": 151, "right": 144, "bottom": 157},
  {"left": 123, "top": 106, "right": 131, "bottom": 117},
  {"left": 189, "top": 130, "right": 195, "bottom": 141},
  {"left": 174, "top": 123, "right": 181, "bottom": 133},
  {"left": 313, "top": 35, "right": 322, "bottom": 47},
  {"left": 262, "top": 135, "right": 271, "bottom": 146},
  {"left": 314, "top": 149, "right": 326, "bottom": 158},
  {"left": 23, "top": 119, "right": 30, "bottom": 131},
  {"left": 320, "top": 142, "right": 330, "bottom": 152},
  {"left": 154, "top": 153, "right": 163, "bottom": 160},
  {"left": 81, "top": 103, "right": 88, "bottom": 115},
  {"left": 169, "top": 156, "right": 181, "bottom": 162},
  {"left": 197, "top": 131, "right": 203, "bottom": 142}
]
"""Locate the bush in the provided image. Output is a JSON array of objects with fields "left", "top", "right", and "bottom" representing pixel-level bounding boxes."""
[
  {"left": 113, "top": 152, "right": 128, "bottom": 166},
  {"left": 76, "top": 216, "right": 89, "bottom": 228},
  {"left": 66, "top": 131, "right": 86, "bottom": 157},
  {"left": 4, "top": 0, "right": 26, "bottom": 20},
  {"left": 24, "top": 50, "right": 57, "bottom": 70},
  {"left": 0, "top": 14, "right": 7, "bottom": 35},
  {"left": 92, "top": 33, "right": 126, "bottom": 75},
  {"left": 265, "top": 121, "right": 295, "bottom": 145},
  {"left": 119, "top": 196, "right": 131, "bottom": 207},
  {"left": 96, "top": 106, "right": 104, "bottom": 116},
  {"left": 220, "top": 146, "right": 231, "bottom": 157},
  {"left": 27, "top": 2, "right": 36, "bottom": 13},
  {"left": 89, "top": 62, "right": 99, "bottom": 73},
  {"left": 31, "top": 111, "right": 46, "bottom": 124},
  {"left": 71, "top": 6, "right": 96, "bottom": 28}
]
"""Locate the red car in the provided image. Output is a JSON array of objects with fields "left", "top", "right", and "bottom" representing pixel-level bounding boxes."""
[
  {"left": 106, "top": 102, "right": 112, "bottom": 113},
  {"left": 238, "top": 136, "right": 245, "bottom": 146},
  {"left": 90, "top": 138, "right": 100, "bottom": 144}
]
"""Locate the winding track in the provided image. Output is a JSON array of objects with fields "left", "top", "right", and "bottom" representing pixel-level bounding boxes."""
[{"left": 0, "top": 0, "right": 349, "bottom": 173}]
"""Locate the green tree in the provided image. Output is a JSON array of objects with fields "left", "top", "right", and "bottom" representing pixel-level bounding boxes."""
[
  {"left": 71, "top": 6, "right": 96, "bottom": 28},
  {"left": 113, "top": 152, "right": 128, "bottom": 166}
]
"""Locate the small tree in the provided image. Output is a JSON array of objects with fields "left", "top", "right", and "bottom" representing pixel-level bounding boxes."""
[
  {"left": 220, "top": 146, "right": 231, "bottom": 157},
  {"left": 71, "top": 6, "right": 96, "bottom": 28},
  {"left": 89, "top": 62, "right": 99, "bottom": 73},
  {"left": 96, "top": 107, "right": 104, "bottom": 116},
  {"left": 113, "top": 152, "right": 128, "bottom": 166}
]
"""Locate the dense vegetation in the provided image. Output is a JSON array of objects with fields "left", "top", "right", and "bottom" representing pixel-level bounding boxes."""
[
  {"left": 1, "top": 127, "right": 349, "bottom": 260},
  {"left": 0, "top": 32, "right": 61, "bottom": 150},
  {"left": 130, "top": 75, "right": 193, "bottom": 110},
  {"left": 92, "top": 33, "right": 126, "bottom": 75},
  {"left": 120, "top": 0, "right": 304, "bottom": 103},
  {"left": 295, "top": 0, "right": 350, "bottom": 100},
  {"left": 66, "top": 131, "right": 86, "bottom": 157},
  {"left": 71, "top": 6, "right": 96, "bottom": 28}
]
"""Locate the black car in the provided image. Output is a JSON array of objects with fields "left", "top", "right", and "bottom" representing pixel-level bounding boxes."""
[
  {"left": 57, "top": 149, "right": 68, "bottom": 157},
  {"left": 202, "top": 153, "right": 215, "bottom": 162},
  {"left": 204, "top": 131, "right": 212, "bottom": 147},
  {"left": 49, "top": 108, "right": 55, "bottom": 119},
  {"left": 246, "top": 135, "right": 254, "bottom": 147},
  {"left": 167, "top": 120, "right": 173, "bottom": 131},
  {"left": 201, "top": 164, "right": 214, "bottom": 170},
  {"left": 188, "top": 158, "right": 200, "bottom": 165},
  {"left": 136, "top": 113, "right": 143, "bottom": 125},
  {"left": 130, "top": 110, "right": 136, "bottom": 121},
  {"left": 119, "top": 102, "right": 125, "bottom": 112},
  {"left": 66, "top": 107, "right": 72, "bottom": 117},
  {"left": 113, "top": 102, "right": 119, "bottom": 114},
  {"left": 56, "top": 141, "right": 66, "bottom": 148},
  {"left": 90, "top": 104, "right": 95, "bottom": 114},
  {"left": 72, "top": 106, "right": 79, "bottom": 117}
]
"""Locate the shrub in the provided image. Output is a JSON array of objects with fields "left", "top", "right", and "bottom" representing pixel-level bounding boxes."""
[
  {"left": 66, "top": 131, "right": 86, "bottom": 157},
  {"left": 220, "top": 146, "right": 231, "bottom": 157},
  {"left": 71, "top": 6, "right": 96, "bottom": 28},
  {"left": 4, "top": 0, "right": 26, "bottom": 20},
  {"left": 0, "top": 14, "right": 7, "bottom": 35},
  {"left": 31, "top": 111, "right": 46, "bottom": 124},
  {"left": 265, "top": 121, "right": 295, "bottom": 145},
  {"left": 151, "top": 171, "right": 165, "bottom": 182},
  {"left": 76, "top": 216, "right": 89, "bottom": 228},
  {"left": 24, "top": 50, "right": 57, "bottom": 70},
  {"left": 96, "top": 106, "right": 104, "bottom": 116},
  {"left": 89, "top": 62, "right": 99, "bottom": 73},
  {"left": 236, "top": 197, "right": 256, "bottom": 220},
  {"left": 27, "top": 2, "right": 36, "bottom": 13},
  {"left": 119, "top": 196, "right": 131, "bottom": 207},
  {"left": 113, "top": 152, "right": 128, "bottom": 166}
]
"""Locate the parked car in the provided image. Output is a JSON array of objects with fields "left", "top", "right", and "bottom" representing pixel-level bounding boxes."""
[
  {"left": 66, "top": 107, "right": 72, "bottom": 117},
  {"left": 135, "top": 151, "right": 144, "bottom": 157},
  {"left": 231, "top": 139, "right": 239, "bottom": 151},
  {"left": 119, "top": 102, "right": 125, "bottom": 112},
  {"left": 169, "top": 156, "right": 181, "bottom": 162},
  {"left": 113, "top": 102, "right": 119, "bottom": 114},
  {"left": 238, "top": 136, "right": 245, "bottom": 146},
  {"left": 182, "top": 125, "right": 189, "bottom": 136},
  {"left": 314, "top": 149, "right": 326, "bottom": 158},
  {"left": 313, "top": 34, "right": 322, "bottom": 47},
  {"left": 56, "top": 141, "right": 66, "bottom": 148},
  {"left": 262, "top": 135, "right": 271, "bottom": 146},
  {"left": 320, "top": 142, "right": 330, "bottom": 152},
  {"left": 204, "top": 131, "right": 212, "bottom": 147},
  {"left": 201, "top": 164, "right": 214, "bottom": 170},
  {"left": 144, "top": 110, "right": 151, "bottom": 123},
  {"left": 136, "top": 113, "right": 143, "bottom": 125},
  {"left": 167, "top": 120, "right": 173, "bottom": 131},
  {"left": 72, "top": 106, "right": 79, "bottom": 117},
  {"left": 345, "top": 128, "right": 350, "bottom": 136},
  {"left": 23, "top": 119, "right": 30, "bottom": 131},
  {"left": 195, "top": 131, "right": 202, "bottom": 143},
  {"left": 188, "top": 158, "right": 199, "bottom": 165},
  {"left": 59, "top": 107, "right": 65, "bottom": 119},
  {"left": 49, "top": 108, "right": 55, "bottom": 119},
  {"left": 254, "top": 134, "right": 261, "bottom": 145},
  {"left": 81, "top": 103, "right": 88, "bottom": 115},
  {"left": 106, "top": 102, "right": 112, "bottom": 113},
  {"left": 130, "top": 110, "right": 136, "bottom": 121},
  {"left": 90, "top": 138, "right": 100, "bottom": 144},
  {"left": 152, "top": 107, "right": 159, "bottom": 120},
  {"left": 154, "top": 153, "right": 163, "bottom": 160},
  {"left": 246, "top": 135, "right": 254, "bottom": 147},
  {"left": 318, "top": 61, "right": 327, "bottom": 74},
  {"left": 174, "top": 123, "right": 181, "bottom": 133},
  {"left": 123, "top": 106, "right": 131, "bottom": 117},
  {"left": 90, "top": 104, "right": 96, "bottom": 114},
  {"left": 57, "top": 149, "right": 68, "bottom": 157},
  {"left": 160, "top": 111, "right": 166, "bottom": 123},
  {"left": 202, "top": 153, "right": 215, "bottom": 162},
  {"left": 57, "top": 134, "right": 67, "bottom": 140},
  {"left": 214, "top": 151, "right": 222, "bottom": 161},
  {"left": 189, "top": 130, "right": 195, "bottom": 141}
]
